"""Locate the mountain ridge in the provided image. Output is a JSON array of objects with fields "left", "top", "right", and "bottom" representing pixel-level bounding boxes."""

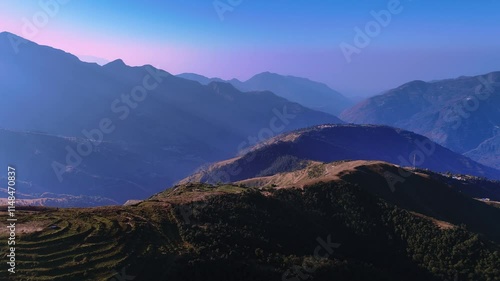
[
  {"left": 341, "top": 71, "right": 500, "bottom": 169},
  {"left": 0, "top": 32, "right": 343, "bottom": 205},
  {"left": 1, "top": 160, "right": 499, "bottom": 280},
  {"left": 177, "top": 71, "right": 353, "bottom": 115},
  {"left": 181, "top": 124, "right": 500, "bottom": 185}
]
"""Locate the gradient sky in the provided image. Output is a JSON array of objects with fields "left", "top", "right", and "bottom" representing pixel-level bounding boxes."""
[{"left": 1, "top": 0, "right": 500, "bottom": 96}]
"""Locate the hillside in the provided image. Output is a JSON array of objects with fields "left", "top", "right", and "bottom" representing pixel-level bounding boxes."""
[
  {"left": 177, "top": 72, "right": 353, "bottom": 115},
  {"left": 340, "top": 72, "right": 500, "bottom": 169},
  {"left": 181, "top": 124, "right": 500, "bottom": 184},
  {"left": 0, "top": 32, "right": 342, "bottom": 204},
  {"left": 464, "top": 134, "right": 500, "bottom": 170},
  {"left": 0, "top": 128, "right": 186, "bottom": 203},
  {"left": 1, "top": 161, "right": 499, "bottom": 281},
  {"left": 236, "top": 160, "right": 500, "bottom": 240}
]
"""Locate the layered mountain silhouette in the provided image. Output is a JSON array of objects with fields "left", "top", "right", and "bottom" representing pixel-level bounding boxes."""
[
  {"left": 2, "top": 30, "right": 500, "bottom": 281},
  {"left": 177, "top": 71, "right": 353, "bottom": 115},
  {"left": 0, "top": 32, "right": 342, "bottom": 204},
  {"left": 182, "top": 124, "right": 500, "bottom": 184},
  {"left": 341, "top": 72, "right": 500, "bottom": 169}
]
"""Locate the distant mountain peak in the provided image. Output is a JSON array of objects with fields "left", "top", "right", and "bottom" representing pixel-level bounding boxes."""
[
  {"left": 252, "top": 71, "right": 283, "bottom": 79},
  {"left": 257, "top": 71, "right": 276, "bottom": 75},
  {"left": 0, "top": 31, "right": 35, "bottom": 49},
  {"left": 0, "top": 31, "right": 17, "bottom": 38},
  {"left": 177, "top": 71, "right": 352, "bottom": 115},
  {"left": 104, "top": 59, "right": 127, "bottom": 68},
  {"left": 397, "top": 80, "right": 428, "bottom": 91},
  {"left": 0, "top": 31, "right": 36, "bottom": 46},
  {"left": 402, "top": 80, "right": 427, "bottom": 86}
]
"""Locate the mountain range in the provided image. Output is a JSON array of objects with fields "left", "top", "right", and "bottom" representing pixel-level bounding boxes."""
[
  {"left": 177, "top": 72, "right": 353, "bottom": 115},
  {"left": 341, "top": 72, "right": 500, "bottom": 169},
  {"left": 182, "top": 124, "right": 500, "bottom": 184},
  {"left": 1, "top": 30, "right": 500, "bottom": 281},
  {"left": 1, "top": 30, "right": 499, "bottom": 209},
  {"left": 0, "top": 32, "right": 342, "bottom": 204}
]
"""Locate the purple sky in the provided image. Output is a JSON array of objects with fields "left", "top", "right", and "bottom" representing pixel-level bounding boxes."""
[{"left": 1, "top": 0, "right": 499, "bottom": 97}]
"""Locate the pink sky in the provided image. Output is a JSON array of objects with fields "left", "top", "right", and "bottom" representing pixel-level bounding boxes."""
[{"left": 2, "top": 0, "right": 500, "bottom": 97}]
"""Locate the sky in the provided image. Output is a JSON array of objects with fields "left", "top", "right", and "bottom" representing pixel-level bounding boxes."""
[{"left": 1, "top": 0, "right": 500, "bottom": 97}]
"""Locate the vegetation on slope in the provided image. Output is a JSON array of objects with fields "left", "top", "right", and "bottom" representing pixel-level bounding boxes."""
[{"left": 1, "top": 177, "right": 499, "bottom": 281}]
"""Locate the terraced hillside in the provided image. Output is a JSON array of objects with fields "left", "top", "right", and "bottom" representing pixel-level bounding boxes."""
[
  {"left": 0, "top": 186, "right": 247, "bottom": 281},
  {"left": 0, "top": 205, "right": 183, "bottom": 280},
  {"left": 1, "top": 162, "right": 500, "bottom": 281}
]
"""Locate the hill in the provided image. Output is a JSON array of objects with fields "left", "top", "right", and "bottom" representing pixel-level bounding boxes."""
[
  {"left": 1, "top": 161, "right": 499, "bottom": 280},
  {"left": 181, "top": 124, "right": 500, "bottom": 184},
  {"left": 177, "top": 72, "right": 353, "bottom": 115},
  {"left": 340, "top": 72, "right": 500, "bottom": 169},
  {"left": 0, "top": 32, "right": 342, "bottom": 204},
  {"left": 464, "top": 134, "right": 500, "bottom": 170}
]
